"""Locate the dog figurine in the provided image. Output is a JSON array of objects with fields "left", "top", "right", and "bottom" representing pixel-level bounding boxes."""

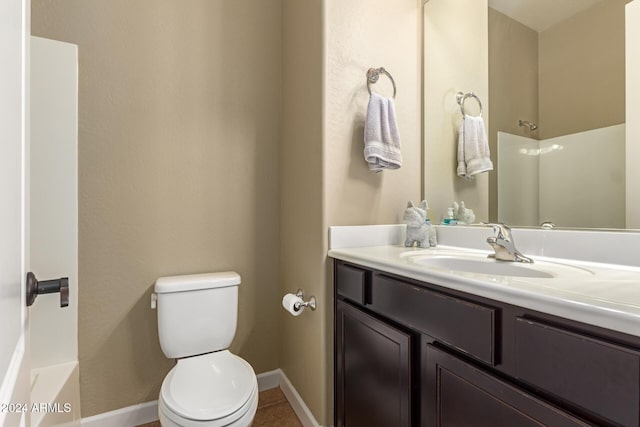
[{"left": 403, "top": 200, "right": 437, "bottom": 248}]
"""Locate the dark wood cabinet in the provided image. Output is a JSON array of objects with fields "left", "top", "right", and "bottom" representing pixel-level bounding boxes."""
[
  {"left": 514, "top": 317, "right": 640, "bottom": 426},
  {"left": 333, "top": 259, "right": 640, "bottom": 427},
  {"left": 335, "top": 299, "right": 412, "bottom": 427},
  {"left": 370, "top": 273, "right": 497, "bottom": 365},
  {"left": 423, "top": 344, "right": 589, "bottom": 427}
]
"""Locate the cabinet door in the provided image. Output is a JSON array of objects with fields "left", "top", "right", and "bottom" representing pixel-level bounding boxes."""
[
  {"left": 335, "top": 300, "right": 412, "bottom": 427},
  {"left": 422, "top": 344, "right": 589, "bottom": 427}
]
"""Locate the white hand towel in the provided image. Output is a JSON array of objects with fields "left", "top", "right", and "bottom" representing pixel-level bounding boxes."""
[
  {"left": 457, "top": 115, "right": 493, "bottom": 179},
  {"left": 364, "top": 92, "right": 402, "bottom": 172}
]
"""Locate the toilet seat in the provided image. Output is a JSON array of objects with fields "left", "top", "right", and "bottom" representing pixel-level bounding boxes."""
[
  {"left": 159, "top": 350, "right": 258, "bottom": 426},
  {"left": 159, "top": 385, "right": 258, "bottom": 427}
]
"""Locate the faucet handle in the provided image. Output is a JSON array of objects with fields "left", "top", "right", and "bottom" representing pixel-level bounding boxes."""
[
  {"left": 486, "top": 223, "right": 533, "bottom": 263},
  {"left": 489, "top": 223, "right": 512, "bottom": 241}
]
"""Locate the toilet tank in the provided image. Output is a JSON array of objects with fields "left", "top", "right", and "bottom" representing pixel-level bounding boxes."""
[{"left": 154, "top": 272, "right": 240, "bottom": 359}]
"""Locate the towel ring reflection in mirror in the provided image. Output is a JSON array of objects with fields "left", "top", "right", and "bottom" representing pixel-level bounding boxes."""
[
  {"left": 367, "top": 67, "right": 397, "bottom": 99},
  {"left": 456, "top": 91, "right": 483, "bottom": 117}
]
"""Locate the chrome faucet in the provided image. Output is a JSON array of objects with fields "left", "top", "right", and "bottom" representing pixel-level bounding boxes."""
[{"left": 486, "top": 224, "right": 533, "bottom": 263}]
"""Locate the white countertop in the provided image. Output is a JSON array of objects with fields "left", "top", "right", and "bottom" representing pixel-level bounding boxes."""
[{"left": 329, "top": 244, "right": 640, "bottom": 338}]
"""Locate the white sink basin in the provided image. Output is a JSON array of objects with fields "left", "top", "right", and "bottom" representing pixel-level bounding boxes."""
[{"left": 406, "top": 251, "right": 593, "bottom": 279}]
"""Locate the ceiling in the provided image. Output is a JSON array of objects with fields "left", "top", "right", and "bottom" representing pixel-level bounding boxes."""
[{"left": 488, "top": 0, "right": 604, "bottom": 32}]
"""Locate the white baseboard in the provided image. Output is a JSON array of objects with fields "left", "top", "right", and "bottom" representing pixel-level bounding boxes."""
[
  {"left": 31, "top": 361, "right": 81, "bottom": 427},
  {"left": 256, "top": 368, "right": 281, "bottom": 391},
  {"left": 80, "top": 400, "right": 158, "bottom": 427},
  {"left": 80, "top": 368, "right": 322, "bottom": 427},
  {"left": 277, "top": 369, "right": 321, "bottom": 427}
]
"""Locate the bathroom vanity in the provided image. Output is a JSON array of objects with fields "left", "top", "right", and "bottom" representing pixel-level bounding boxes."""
[{"left": 330, "top": 241, "right": 640, "bottom": 427}]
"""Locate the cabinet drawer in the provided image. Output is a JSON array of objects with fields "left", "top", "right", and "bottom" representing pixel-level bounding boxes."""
[
  {"left": 335, "top": 262, "right": 368, "bottom": 305},
  {"left": 371, "top": 274, "right": 496, "bottom": 365},
  {"left": 515, "top": 318, "right": 640, "bottom": 426}
]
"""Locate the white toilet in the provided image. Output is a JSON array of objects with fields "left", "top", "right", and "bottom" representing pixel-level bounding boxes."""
[{"left": 154, "top": 272, "right": 258, "bottom": 427}]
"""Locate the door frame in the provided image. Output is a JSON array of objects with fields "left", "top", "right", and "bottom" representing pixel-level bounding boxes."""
[{"left": 0, "top": 0, "right": 31, "bottom": 425}]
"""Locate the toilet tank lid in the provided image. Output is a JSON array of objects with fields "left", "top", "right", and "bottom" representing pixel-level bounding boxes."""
[{"left": 155, "top": 272, "right": 240, "bottom": 294}]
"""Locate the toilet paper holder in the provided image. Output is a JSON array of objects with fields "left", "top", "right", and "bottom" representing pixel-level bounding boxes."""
[{"left": 294, "top": 289, "right": 317, "bottom": 311}]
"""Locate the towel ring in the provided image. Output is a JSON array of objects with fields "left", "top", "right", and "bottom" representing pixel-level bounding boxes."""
[
  {"left": 367, "top": 67, "right": 397, "bottom": 99},
  {"left": 456, "top": 91, "right": 483, "bottom": 117}
]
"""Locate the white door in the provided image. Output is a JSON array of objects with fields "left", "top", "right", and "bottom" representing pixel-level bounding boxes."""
[{"left": 0, "top": 0, "right": 31, "bottom": 426}]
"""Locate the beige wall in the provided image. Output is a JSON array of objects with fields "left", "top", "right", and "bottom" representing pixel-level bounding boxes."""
[
  {"left": 280, "top": 0, "right": 327, "bottom": 424},
  {"left": 538, "top": 0, "right": 627, "bottom": 139},
  {"left": 32, "top": 0, "right": 282, "bottom": 417},
  {"left": 32, "top": 0, "right": 422, "bottom": 423},
  {"left": 424, "top": 0, "right": 489, "bottom": 222},
  {"left": 627, "top": 0, "right": 640, "bottom": 228},
  {"left": 324, "top": 0, "right": 423, "bottom": 225},
  {"left": 488, "top": 8, "right": 538, "bottom": 222},
  {"left": 321, "top": 0, "right": 422, "bottom": 421},
  {"left": 280, "top": 1, "right": 422, "bottom": 424}
]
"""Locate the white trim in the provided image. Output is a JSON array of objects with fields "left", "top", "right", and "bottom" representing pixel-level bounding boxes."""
[
  {"left": 330, "top": 224, "right": 640, "bottom": 268},
  {"left": 30, "top": 361, "right": 81, "bottom": 427},
  {"left": 0, "top": 337, "right": 26, "bottom": 426},
  {"left": 278, "top": 370, "right": 321, "bottom": 427},
  {"left": 329, "top": 224, "right": 405, "bottom": 250},
  {"left": 256, "top": 368, "right": 281, "bottom": 391},
  {"left": 0, "top": 336, "right": 24, "bottom": 403},
  {"left": 79, "top": 368, "right": 322, "bottom": 427},
  {"left": 80, "top": 401, "right": 158, "bottom": 427}
]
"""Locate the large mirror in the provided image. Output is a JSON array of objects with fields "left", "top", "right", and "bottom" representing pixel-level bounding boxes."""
[{"left": 423, "top": 0, "right": 636, "bottom": 229}]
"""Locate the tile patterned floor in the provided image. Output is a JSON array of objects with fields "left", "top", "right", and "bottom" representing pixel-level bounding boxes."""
[{"left": 137, "top": 387, "right": 302, "bottom": 427}]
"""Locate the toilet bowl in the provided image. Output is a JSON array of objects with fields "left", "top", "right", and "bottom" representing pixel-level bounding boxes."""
[
  {"left": 154, "top": 272, "right": 258, "bottom": 427},
  {"left": 158, "top": 351, "right": 258, "bottom": 427}
]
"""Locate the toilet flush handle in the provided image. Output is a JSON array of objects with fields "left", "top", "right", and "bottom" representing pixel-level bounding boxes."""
[{"left": 151, "top": 293, "right": 158, "bottom": 309}]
